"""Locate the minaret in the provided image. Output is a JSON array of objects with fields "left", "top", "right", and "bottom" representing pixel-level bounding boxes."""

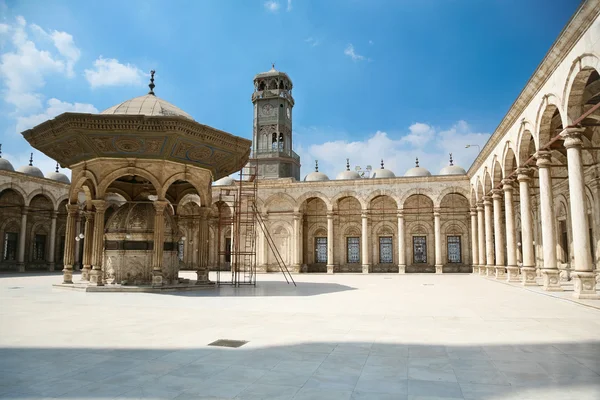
[{"left": 247, "top": 64, "right": 300, "bottom": 180}]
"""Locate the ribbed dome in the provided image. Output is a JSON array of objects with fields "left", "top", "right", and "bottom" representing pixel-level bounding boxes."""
[
  {"left": 47, "top": 172, "right": 70, "bottom": 184},
  {"left": 213, "top": 176, "right": 235, "bottom": 186},
  {"left": 101, "top": 94, "right": 194, "bottom": 120},
  {"left": 372, "top": 160, "right": 395, "bottom": 179},
  {"left": 304, "top": 160, "right": 329, "bottom": 182},
  {"left": 17, "top": 165, "right": 44, "bottom": 178},
  {"left": 0, "top": 158, "right": 14, "bottom": 172},
  {"left": 439, "top": 154, "right": 466, "bottom": 175},
  {"left": 404, "top": 158, "right": 431, "bottom": 177}
]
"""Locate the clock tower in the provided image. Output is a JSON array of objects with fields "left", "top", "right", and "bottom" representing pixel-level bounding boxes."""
[{"left": 246, "top": 64, "right": 300, "bottom": 180}]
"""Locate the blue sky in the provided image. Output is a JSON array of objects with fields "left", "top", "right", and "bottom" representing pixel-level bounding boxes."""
[{"left": 0, "top": 0, "right": 579, "bottom": 179}]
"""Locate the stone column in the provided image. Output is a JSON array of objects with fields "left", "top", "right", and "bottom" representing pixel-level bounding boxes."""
[
  {"left": 196, "top": 207, "right": 210, "bottom": 284},
  {"left": 47, "top": 211, "right": 58, "bottom": 271},
  {"left": 152, "top": 201, "right": 168, "bottom": 286},
  {"left": 361, "top": 211, "right": 370, "bottom": 273},
  {"left": 561, "top": 128, "right": 599, "bottom": 299},
  {"left": 434, "top": 207, "right": 443, "bottom": 274},
  {"left": 536, "top": 151, "right": 562, "bottom": 291},
  {"left": 483, "top": 196, "right": 495, "bottom": 276},
  {"left": 477, "top": 203, "right": 486, "bottom": 275},
  {"left": 517, "top": 168, "right": 537, "bottom": 286},
  {"left": 397, "top": 210, "right": 406, "bottom": 273},
  {"left": 293, "top": 212, "right": 302, "bottom": 272},
  {"left": 74, "top": 214, "right": 82, "bottom": 271},
  {"left": 326, "top": 211, "right": 335, "bottom": 274},
  {"left": 492, "top": 189, "right": 506, "bottom": 279},
  {"left": 80, "top": 212, "right": 94, "bottom": 281},
  {"left": 89, "top": 200, "right": 106, "bottom": 286},
  {"left": 502, "top": 180, "right": 519, "bottom": 282},
  {"left": 17, "top": 207, "right": 28, "bottom": 272},
  {"left": 470, "top": 207, "right": 478, "bottom": 274},
  {"left": 62, "top": 204, "right": 79, "bottom": 284}
]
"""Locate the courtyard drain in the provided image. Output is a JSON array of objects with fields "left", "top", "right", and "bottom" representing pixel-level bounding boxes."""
[{"left": 208, "top": 339, "right": 248, "bottom": 348}]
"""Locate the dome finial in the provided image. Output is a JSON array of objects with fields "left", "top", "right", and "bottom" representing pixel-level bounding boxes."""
[
  {"left": 148, "top": 70, "right": 156, "bottom": 95},
  {"left": 415, "top": 157, "right": 419, "bottom": 168},
  {"left": 449, "top": 153, "right": 454, "bottom": 166},
  {"left": 346, "top": 158, "right": 350, "bottom": 171},
  {"left": 271, "top": 62, "right": 276, "bottom": 71},
  {"left": 381, "top": 159, "right": 384, "bottom": 169},
  {"left": 315, "top": 160, "right": 319, "bottom": 172},
  {"left": 29, "top": 153, "right": 33, "bottom": 166},
  {"left": 0, "top": 144, "right": 2, "bottom": 158},
  {"left": 55, "top": 162, "right": 59, "bottom": 173}
]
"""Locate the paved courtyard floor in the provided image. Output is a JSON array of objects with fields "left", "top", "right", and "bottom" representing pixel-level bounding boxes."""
[{"left": 1, "top": 272, "right": 599, "bottom": 400}]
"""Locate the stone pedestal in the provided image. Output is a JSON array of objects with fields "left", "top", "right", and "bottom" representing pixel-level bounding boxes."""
[
  {"left": 435, "top": 265, "right": 443, "bottom": 274},
  {"left": 478, "top": 265, "right": 486, "bottom": 276},
  {"left": 541, "top": 269, "right": 562, "bottom": 291},
  {"left": 327, "top": 265, "right": 334, "bottom": 274},
  {"left": 362, "top": 265, "right": 370, "bottom": 274},
  {"left": 521, "top": 267, "right": 537, "bottom": 286},
  {"left": 152, "top": 271, "right": 163, "bottom": 286},
  {"left": 571, "top": 272, "right": 600, "bottom": 299},
  {"left": 398, "top": 264, "right": 406, "bottom": 274},
  {"left": 495, "top": 267, "right": 506, "bottom": 280},
  {"left": 486, "top": 266, "right": 495, "bottom": 277},
  {"left": 506, "top": 267, "right": 520, "bottom": 282}
]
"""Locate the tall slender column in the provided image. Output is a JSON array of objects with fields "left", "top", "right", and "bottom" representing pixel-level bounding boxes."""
[
  {"left": 561, "top": 128, "right": 599, "bottom": 299},
  {"left": 47, "top": 211, "right": 58, "bottom": 271},
  {"left": 470, "top": 207, "right": 478, "bottom": 274},
  {"left": 17, "top": 207, "right": 28, "bottom": 272},
  {"left": 434, "top": 207, "right": 443, "bottom": 274},
  {"left": 74, "top": 214, "right": 82, "bottom": 271},
  {"left": 361, "top": 211, "right": 370, "bottom": 273},
  {"left": 62, "top": 204, "right": 79, "bottom": 284},
  {"left": 502, "top": 180, "right": 518, "bottom": 282},
  {"left": 89, "top": 200, "right": 106, "bottom": 286},
  {"left": 152, "top": 201, "right": 168, "bottom": 286},
  {"left": 492, "top": 189, "right": 506, "bottom": 279},
  {"left": 483, "top": 196, "right": 495, "bottom": 276},
  {"left": 397, "top": 210, "right": 406, "bottom": 273},
  {"left": 536, "top": 151, "right": 562, "bottom": 291},
  {"left": 477, "top": 203, "right": 486, "bottom": 275},
  {"left": 196, "top": 207, "right": 210, "bottom": 284},
  {"left": 80, "top": 212, "right": 94, "bottom": 281},
  {"left": 326, "top": 211, "right": 335, "bottom": 274},
  {"left": 517, "top": 168, "right": 537, "bottom": 285},
  {"left": 293, "top": 212, "right": 302, "bottom": 272}
]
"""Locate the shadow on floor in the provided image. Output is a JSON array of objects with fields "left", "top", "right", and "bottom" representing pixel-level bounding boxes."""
[{"left": 0, "top": 341, "right": 599, "bottom": 399}]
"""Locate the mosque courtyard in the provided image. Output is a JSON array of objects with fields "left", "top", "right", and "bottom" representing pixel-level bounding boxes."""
[{"left": 0, "top": 273, "right": 599, "bottom": 400}]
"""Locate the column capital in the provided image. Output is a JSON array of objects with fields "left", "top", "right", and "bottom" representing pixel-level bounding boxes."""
[
  {"left": 361, "top": 211, "right": 369, "bottom": 219},
  {"left": 476, "top": 202, "right": 484, "bottom": 212},
  {"left": 66, "top": 203, "right": 79, "bottom": 214},
  {"left": 198, "top": 207, "right": 211, "bottom": 219},
  {"left": 82, "top": 211, "right": 95, "bottom": 221},
  {"left": 51, "top": 211, "right": 59, "bottom": 219},
  {"left": 292, "top": 211, "right": 302, "bottom": 220},
  {"left": 326, "top": 211, "right": 335, "bottom": 219},
  {"left": 433, "top": 207, "right": 441, "bottom": 216},
  {"left": 470, "top": 207, "right": 477, "bottom": 216},
  {"left": 501, "top": 179, "right": 515, "bottom": 191},
  {"left": 483, "top": 196, "right": 493, "bottom": 206},
  {"left": 91, "top": 199, "right": 107, "bottom": 212},
  {"left": 397, "top": 209, "right": 404, "bottom": 218},
  {"left": 152, "top": 200, "right": 169, "bottom": 214},
  {"left": 535, "top": 150, "right": 552, "bottom": 168},
  {"left": 21, "top": 206, "right": 29, "bottom": 215},
  {"left": 560, "top": 126, "right": 586, "bottom": 149},
  {"left": 516, "top": 167, "right": 534, "bottom": 181},
  {"left": 491, "top": 189, "right": 503, "bottom": 199}
]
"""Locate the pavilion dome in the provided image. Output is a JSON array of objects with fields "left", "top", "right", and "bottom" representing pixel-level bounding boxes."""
[
  {"left": 213, "top": 176, "right": 235, "bottom": 186},
  {"left": 404, "top": 158, "right": 431, "bottom": 177},
  {"left": 17, "top": 154, "right": 44, "bottom": 178},
  {"left": 304, "top": 161, "right": 329, "bottom": 182},
  {"left": 439, "top": 154, "right": 466, "bottom": 175},
  {"left": 0, "top": 145, "right": 14, "bottom": 172},
  {"left": 46, "top": 163, "right": 70, "bottom": 183},
  {"left": 336, "top": 159, "right": 360, "bottom": 180},
  {"left": 372, "top": 160, "right": 395, "bottom": 179}
]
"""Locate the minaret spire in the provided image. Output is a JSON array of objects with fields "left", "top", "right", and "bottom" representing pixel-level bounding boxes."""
[
  {"left": 0, "top": 144, "right": 2, "bottom": 158},
  {"left": 29, "top": 153, "right": 33, "bottom": 166},
  {"left": 148, "top": 70, "right": 156, "bottom": 95}
]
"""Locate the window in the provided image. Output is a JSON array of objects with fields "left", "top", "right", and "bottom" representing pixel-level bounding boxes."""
[
  {"left": 33, "top": 234, "right": 46, "bottom": 261},
  {"left": 3, "top": 232, "right": 17, "bottom": 261},
  {"left": 347, "top": 237, "right": 360, "bottom": 264},
  {"left": 379, "top": 237, "right": 393, "bottom": 264},
  {"left": 225, "top": 238, "right": 232, "bottom": 263},
  {"left": 315, "top": 237, "right": 327, "bottom": 263},
  {"left": 447, "top": 236, "right": 461, "bottom": 263},
  {"left": 413, "top": 236, "right": 427, "bottom": 264},
  {"left": 560, "top": 220, "right": 569, "bottom": 263}
]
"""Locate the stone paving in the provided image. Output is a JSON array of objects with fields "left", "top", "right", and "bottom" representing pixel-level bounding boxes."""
[{"left": 0, "top": 272, "right": 599, "bottom": 399}]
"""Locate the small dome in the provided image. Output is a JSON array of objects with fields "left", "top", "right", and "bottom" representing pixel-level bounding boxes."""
[
  {"left": 46, "top": 163, "right": 70, "bottom": 183},
  {"left": 372, "top": 160, "right": 395, "bottom": 179},
  {"left": 0, "top": 145, "right": 14, "bottom": 171},
  {"left": 101, "top": 94, "right": 193, "bottom": 120},
  {"left": 439, "top": 153, "right": 466, "bottom": 175},
  {"left": 213, "top": 176, "right": 235, "bottom": 186},
  {"left": 304, "top": 160, "right": 329, "bottom": 182},
  {"left": 17, "top": 165, "right": 44, "bottom": 178},
  {"left": 336, "top": 159, "right": 360, "bottom": 180},
  {"left": 404, "top": 157, "right": 431, "bottom": 177}
]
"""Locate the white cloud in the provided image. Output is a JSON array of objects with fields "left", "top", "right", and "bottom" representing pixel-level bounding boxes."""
[
  {"left": 84, "top": 57, "right": 146, "bottom": 88},
  {"left": 3, "top": 148, "right": 71, "bottom": 178},
  {"left": 16, "top": 97, "right": 98, "bottom": 134},
  {"left": 344, "top": 44, "right": 365, "bottom": 61},
  {"left": 31, "top": 23, "right": 80, "bottom": 77},
  {"left": 264, "top": 0, "right": 280, "bottom": 12},
  {"left": 295, "top": 121, "right": 490, "bottom": 179},
  {"left": 305, "top": 37, "right": 320, "bottom": 47},
  {"left": 287, "top": 0, "right": 292, "bottom": 11}
]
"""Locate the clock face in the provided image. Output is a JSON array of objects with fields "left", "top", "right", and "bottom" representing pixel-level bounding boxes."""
[
  {"left": 261, "top": 103, "right": 274, "bottom": 116},
  {"left": 286, "top": 107, "right": 291, "bottom": 119}
]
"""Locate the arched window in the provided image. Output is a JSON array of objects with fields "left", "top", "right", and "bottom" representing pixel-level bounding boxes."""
[
  {"left": 278, "top": 133, "right": 284, "bottom": 151},
  {"left": 259, "top": 81, "right": 266, "bottom": 91},
  {"left": 272, "top": 133, "right": 277, "bottom": 150}
]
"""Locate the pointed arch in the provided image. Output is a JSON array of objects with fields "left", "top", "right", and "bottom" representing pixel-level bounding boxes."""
[
  {"left": 295, "top": 191, "right": 332, "bottom": 212},
  {"left": 563, "top": 53, "right": 600, "bottom": 124},
  {"left": 535, "top": 94, "right": 566, "bottom": 147},
  {"left": 331, "top": 191, "right": 367, "bottom": 211},
  {"left": 434, "top": 187, "right": 470, "bottom": 208},
  {"left": 398, "top": 188, "right": 434, "bottom": 209},
  {"left": 365, "top": 189, "right": 400, "bottom": 209}
]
